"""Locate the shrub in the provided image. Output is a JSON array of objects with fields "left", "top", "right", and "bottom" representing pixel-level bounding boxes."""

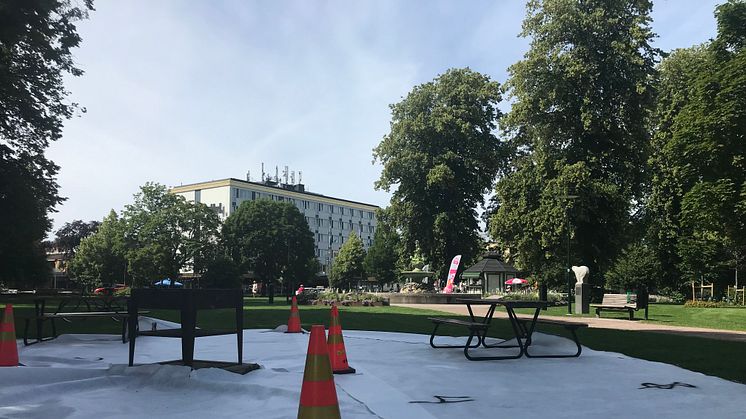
[{"left": 684, "top": 300, "right": 730, "bottom": 308}]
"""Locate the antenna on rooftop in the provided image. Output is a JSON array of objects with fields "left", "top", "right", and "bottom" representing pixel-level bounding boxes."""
[
  {"left": 291, "top": 171, "right": 295, "bottom": 184},
  {"left": 283, "top": 165, "right": 289, "bottom": 184},
  {"left": 261, "top": 163, "right": 265, "bottom": 182},
  {"left": 246, "top": 170, "right": 250, "bottom": 181},
  {"left": 275, "top": 166, "right": 279, "bottom": 183},
  {"left": 299, "top": 171, "right": 303, "bottom": 184}
]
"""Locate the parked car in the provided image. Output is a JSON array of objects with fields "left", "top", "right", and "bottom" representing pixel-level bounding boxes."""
[{"left": 93, "top": 284, "right": 128, "bottom": 296}]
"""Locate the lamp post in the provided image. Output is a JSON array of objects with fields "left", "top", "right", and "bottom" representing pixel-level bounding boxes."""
[{"left": 557, "top": 194, "right": 579, "bottom": 314}]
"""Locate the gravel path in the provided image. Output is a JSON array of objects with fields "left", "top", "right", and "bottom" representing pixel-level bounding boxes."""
[{"left": 393, "top": 303, "right": 746, "bottom": 342}]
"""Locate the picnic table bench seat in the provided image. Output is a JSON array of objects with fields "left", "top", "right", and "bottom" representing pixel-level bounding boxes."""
[
  {"left": 428, "top": 317, "right": 489, "bottom": 349},
  {"left": 516, "top": 318, "right": 589, "bottom": 358},
  {"left": 590, "top": 293, "right": 648, "bottom": 320},
  {"left": 22, "top": 309, "right": 145, "bottom": 346}
]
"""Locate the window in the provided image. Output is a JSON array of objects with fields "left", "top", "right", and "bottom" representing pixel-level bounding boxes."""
[
  {"left": 318, "top": 203, "right": 323, "bottom": 211},
  {"left": 330, "top": 219, "right": 334, "bottom": 228},
  {"left": 359, "top": 210, "right": 363, "bottom": 217},
  {"left": 368, "top": 212, "right": 374, "bottom": 219},
  {"left": 329, "top": 205, "right": 334, "bottom": 213},
  {"left": 340, "top": 207, "right": 345, "bottom": 215},
  {"left": 235, "top": 189, "right": 239, "bottom": 198}
]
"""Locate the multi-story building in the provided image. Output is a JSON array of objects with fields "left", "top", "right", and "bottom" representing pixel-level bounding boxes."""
[{"left": 170, "top": 178, "right": 379, "bottom": 273}]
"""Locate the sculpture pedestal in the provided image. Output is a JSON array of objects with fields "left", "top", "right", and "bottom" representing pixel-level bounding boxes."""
[{"left": 575, "top": 283, "right": 590, "bottom": 314}]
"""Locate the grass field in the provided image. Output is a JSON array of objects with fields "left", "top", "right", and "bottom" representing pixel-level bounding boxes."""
[
  {"left": 4, "top": 297, "right": 746, "bottom": 384},
  {"left": 517, "top": 303, "right": 746, "bottom": 331}
]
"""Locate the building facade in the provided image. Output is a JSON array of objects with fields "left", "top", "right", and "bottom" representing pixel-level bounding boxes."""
[{"left": 170, "top": 178, "right": 379, "bottom": 273}]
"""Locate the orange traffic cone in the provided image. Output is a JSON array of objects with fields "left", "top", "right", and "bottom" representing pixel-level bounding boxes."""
[
  {"left": 327, "top": 305, "right": 355, "bottom": 374},
  {"left": 0, "top": 304, "right": 19, "bottom": 367},
  {"left": 286, "top": 296, "right": 302, "bottom": 333},
  {"left": 298, "top": 325, "right": 341, "bottom": 419}
]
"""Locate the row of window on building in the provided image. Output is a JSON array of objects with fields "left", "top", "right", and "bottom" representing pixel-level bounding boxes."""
[
  {"left": 304, "top": 216, "right": 374, "bottom": 234},
  {"left": 234, "top": 188, "right": 375, "bottom": 220},
  {"left": 314, "top": 233, "right": 373, "bottom": 248}
]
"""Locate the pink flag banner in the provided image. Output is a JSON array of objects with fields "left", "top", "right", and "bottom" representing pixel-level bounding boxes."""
[{"left": 442, "top": 255, "right": 462, "bottom": 294}]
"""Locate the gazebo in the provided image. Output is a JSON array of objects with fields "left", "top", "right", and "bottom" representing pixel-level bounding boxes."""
[{"left": 460, "top": 251, "right": 519, "bottom": 294}]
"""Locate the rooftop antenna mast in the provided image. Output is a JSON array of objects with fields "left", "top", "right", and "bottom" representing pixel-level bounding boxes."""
[
  {"left": 261, "top": 163, "right": 265, "bottom": 182},
  {"left": 290, "top": 171, "right": 295, "bottom": 184},
  {"left": 275, "top": 166, "right": 279, "bottom": 183},
  {"left": 299, "top": 171, "right": 303, "bottom": 184},
  {"left": 283, "top": 165, "right": 289, "bottom": 184},
  {"left": 246, "top": 170, "right": 250, "bottom": 181}
]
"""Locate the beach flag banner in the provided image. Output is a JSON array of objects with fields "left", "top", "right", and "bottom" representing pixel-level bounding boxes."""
[{"left": 442, "top": 255, "right": 462, "bottom": 294}]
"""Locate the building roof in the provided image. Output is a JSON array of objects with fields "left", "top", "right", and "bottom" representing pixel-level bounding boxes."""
[{"left": 170, "top": 178, "right": 380, "bottom": 209}]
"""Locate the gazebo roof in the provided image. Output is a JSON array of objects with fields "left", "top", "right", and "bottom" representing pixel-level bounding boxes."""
[{"left": 461, "top": 252, "right": 517, "bottom": 277}]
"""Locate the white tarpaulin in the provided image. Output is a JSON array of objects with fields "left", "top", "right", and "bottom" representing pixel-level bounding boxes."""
[{"left": 1, "top": 327, "right": 744, "bottom": 418}]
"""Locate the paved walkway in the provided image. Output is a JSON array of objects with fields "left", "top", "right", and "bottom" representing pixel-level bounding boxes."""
[{"left": 393, "top": 303, "right": 746, "bottom": 343}]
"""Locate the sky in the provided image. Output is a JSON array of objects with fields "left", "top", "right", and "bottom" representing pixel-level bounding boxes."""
[{"left": 49, "top": 0, "right": 723, "bottom": 234}]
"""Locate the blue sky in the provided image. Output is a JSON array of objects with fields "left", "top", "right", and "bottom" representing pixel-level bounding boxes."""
[{"left": 50, "top": 0, "right": 722, "bottom": 233}]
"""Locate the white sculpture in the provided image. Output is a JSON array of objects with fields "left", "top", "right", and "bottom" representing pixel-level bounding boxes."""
[{"left": 572, "top": 266, "right": 589, "bottom": 284}]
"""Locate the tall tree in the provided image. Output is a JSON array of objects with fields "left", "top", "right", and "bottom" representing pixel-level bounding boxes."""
[
  {"left": 0, "top": 0, "right": 94, "bottom": 287},
  {"left": 490, "top": 0, "right": 659, "bottom": 287},
  {"left": 364, "top": 210, "right": 401, "bottom": 287},
  {"left": 373, "top": 68, "right": 504, "bottom": 280},
  {"left": 121, "top": 183, "right": 221, "bottom": 287},
  {"left": 53, "top": 220, "right": 101, "bottom": 257},
  {"left": 330, "top": 232, "right": 366, "bottom": 291},
  {"left": 648, "top": 0, "right": 746, "bottom": 288},
  {"left": 222, "top": 199, "right": 316, "bottom": 303},
  {"left": 67, "top": 211, "right": 127, "bottom": 292}
]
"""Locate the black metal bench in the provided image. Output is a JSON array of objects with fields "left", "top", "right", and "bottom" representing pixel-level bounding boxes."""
[{"left": 591, "top": 293, "right": 648, "bottom": 320}]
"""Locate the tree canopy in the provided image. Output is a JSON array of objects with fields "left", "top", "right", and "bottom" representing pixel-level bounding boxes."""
[
  {"left": 330, "top": 232, "right": 366, "bottom": 291},
  {"left": 489, "top": 0, "right": 660, "bottom": 286},
  {"left": 222, "top": 199, "right": 316, "bottom": 301},
  {"left": 121, "top": 183, "right": 221, "bottom": 287},
  {"left": 373, "top": 68, "right": 504, "bottom": 279},
  {"left": 647, "top": 0, "right": 746, "bottom": 288},
  {"left": 364, "top": 210, "right": 401, "bottom": 287},
  {"left": 52, "top": 220, "right": 101, "bottom": 257},
  {"left": 67, "top": 184, "right": 222, "bottom": 290},
  {"left": 0, "top": 0, "right": 93, "bottom": 287},
  {"left": 67, "top": 211, "right": 127, "bottom": 291}
]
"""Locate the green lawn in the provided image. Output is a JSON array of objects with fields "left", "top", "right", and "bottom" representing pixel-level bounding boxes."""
[
  {"left": 4, "top": 297, "right": 746, "bottom": 384},
  {"left": 517, "top": 303, "right": 746, "bottom": 331}
]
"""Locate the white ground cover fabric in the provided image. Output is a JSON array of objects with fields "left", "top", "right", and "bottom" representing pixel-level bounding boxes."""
[{"left": 1, "top": 324, "right": 744, "bottom": 418}]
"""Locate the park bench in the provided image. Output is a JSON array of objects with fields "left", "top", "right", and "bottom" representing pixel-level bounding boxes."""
[
  {"left": 591, "top": 293, "right": 648, "bottom": 320},
  {"left": 22, "top": 296, "right": 145, "bottom": 346},
  {"left": 428, "top": 317, "right": 489, "bottom": 349},
  {"left": 516, "top": 318, "right": 588, "bottom": 358}
]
